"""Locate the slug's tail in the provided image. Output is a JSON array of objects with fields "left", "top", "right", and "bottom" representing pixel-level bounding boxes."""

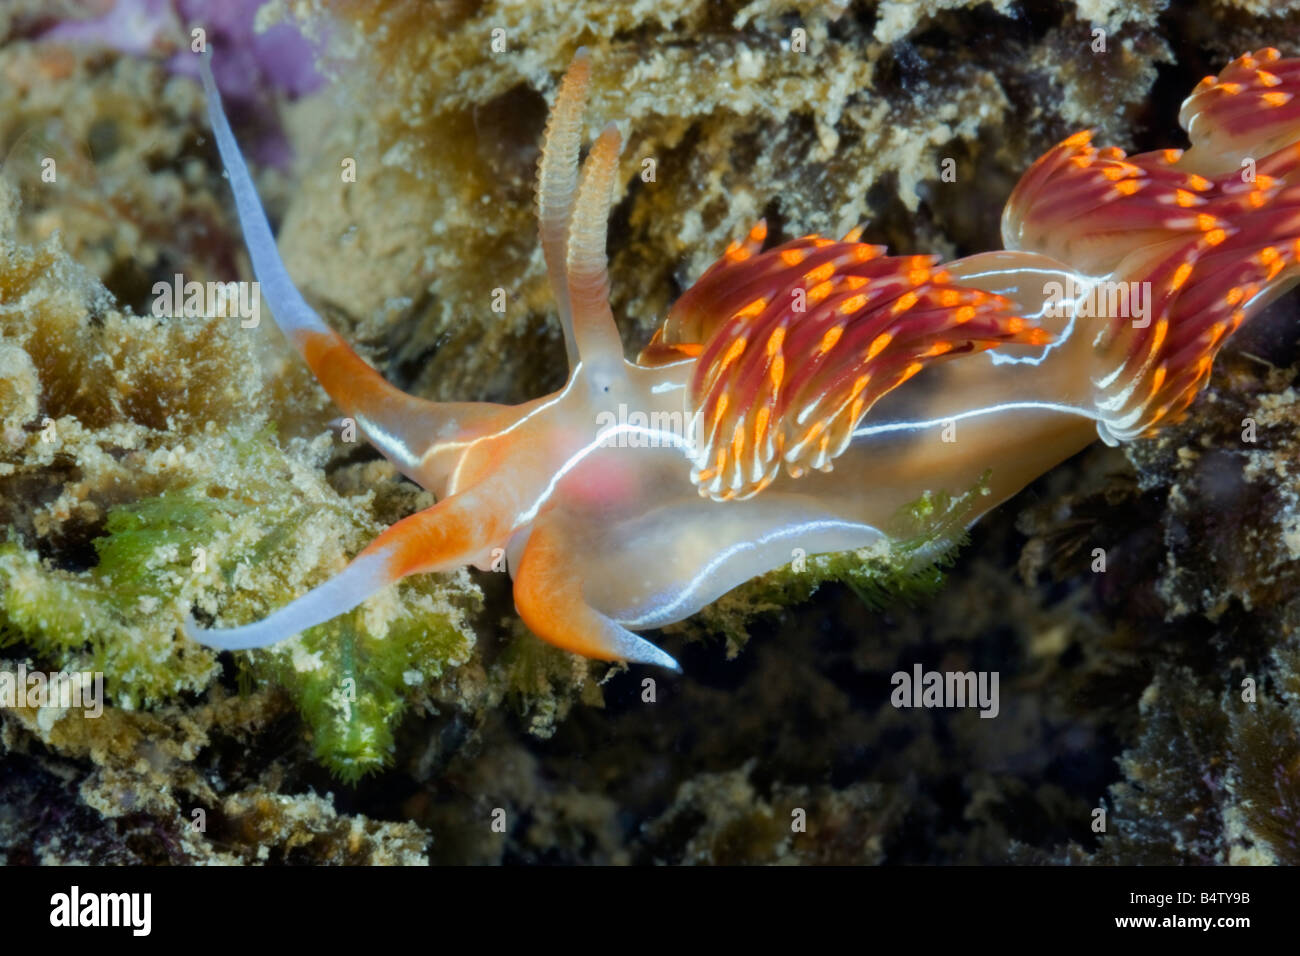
[{"left": 1002, "top": 48, "right": 1300, "bottom": 443}]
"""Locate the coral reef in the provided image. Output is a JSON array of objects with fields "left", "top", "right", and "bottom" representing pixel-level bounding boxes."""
[{"left": 0, "top": 0, "right": 1299, "bottom": 864}]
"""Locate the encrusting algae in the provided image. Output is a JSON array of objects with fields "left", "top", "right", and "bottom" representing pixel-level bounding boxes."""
[{"left": 0, "top": 169, "right": 480, "bottom": 780}]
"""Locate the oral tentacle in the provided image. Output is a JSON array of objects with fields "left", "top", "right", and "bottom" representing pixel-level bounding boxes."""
[
  {"left": 199, "top": 47, "right": 503, "bottom": 482},
  {"left": 184, "top": 549, "right": 395, "bottom": 651}
]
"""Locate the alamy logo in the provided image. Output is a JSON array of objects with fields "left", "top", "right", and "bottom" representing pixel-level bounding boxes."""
[
  {"left": 1042, "top": 276, "right": 1151, "bottom": 327},
  {"left": 890, "top": 664, "right": 999, "bottom": 718},
  {"left": 594, "top": 403, "right": 702, "bottom": 451},
  {"left": 0, "top": 664, "right": 103, "bottom": 718},
  {"left": 50, "top": 886, "right": 151, "bottom": 936},
  {"left": 151, "top": 273, "right": 260, "bottom": 328}
]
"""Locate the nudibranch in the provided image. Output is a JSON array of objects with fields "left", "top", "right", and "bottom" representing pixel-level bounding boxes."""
[{"left": 187, "top": 47, "right": 1300, "bottom": 671}]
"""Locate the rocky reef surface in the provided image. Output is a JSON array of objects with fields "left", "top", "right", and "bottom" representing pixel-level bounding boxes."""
[{"left": 1, "top": 0, "right": 1298, "bottom": 864}]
